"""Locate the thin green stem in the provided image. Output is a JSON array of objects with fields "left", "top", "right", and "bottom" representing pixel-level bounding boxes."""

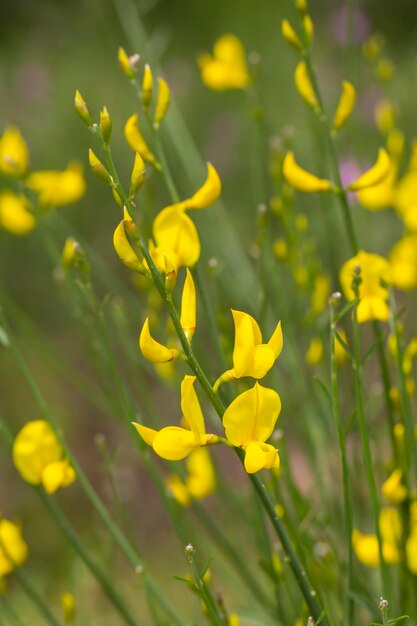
[
  {"left": 330, "top": 299, "right": 354, "bottom": 626},
  {"left": 0, "top": 593, "right": 26, "bottom": 626},
  {"left": 10, "top": 566, "right": 62, "bottom": 626},
  {"left": 184, "top": 546, "right": 226, "bottom": 626}
]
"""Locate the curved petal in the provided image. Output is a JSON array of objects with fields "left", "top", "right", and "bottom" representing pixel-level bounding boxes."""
[
  {"left": 348, "top": 149, "right": 391, "bottom": 191},
  {"left": 267, "top": 321, "right": 283, "bottom": 359},
  {"left": 185, "top": 163, "right": 221, "bottom": 210},
  {"left": 180, "top": 375, "right": 205, "bottom": 444},
  {"left": 244, "top": 441, "right": 269, "bottom": 473},
  {"left": 231, "top": 310, "right": 256, "bottom": 377},
  {"left": 153, "top": 205, "right": 200, "bottom": 268},
  {"left": 41, "top": 460, "right": 75, "bottom": 494},
  {"left": 132, "top": 423, "right": 158, "bottom": 447},
  {"left": 153, "top": 426, "right": 197, "bottom": 461},
  {"left": 139, "top": 318, "right": 179, "bottom": 363},
  {"left": 180, "top": 269, "right": 196, "bottom": 341},
  {"left": 113, "top": 220, "right": 141, "bottom": 271},
  {"left": 247, "top": 345, "right": 275, "bottom": 378}
]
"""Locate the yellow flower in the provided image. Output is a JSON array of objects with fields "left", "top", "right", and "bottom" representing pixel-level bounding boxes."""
[
  {"left": 151, "top": 163, "right": 221, "bottom": 270},
  {"left": 214, "top": 310, "right": 283, "bottom": 389},
  {"left": 282, "top": 152, "right": 333, "bottom": 193},
  {"left": 133, "top": 375, "right": 217, "bottom": 461},
  {"left": 198, "top": 34, "right": 250, "bottom": 91},
  {"left": 339, "top": 250, "right": 391, "bottom": 323},
  {"left": 347, "top": 149, "right": 391, "bottom": 192},
  {"left": 281, "top": 20, "right": 301, "bottom": 51},
  {"left": 124, "top": 114, "right": 161, "bottom": 169},
  {"left": 311, "top": 273, "right": 330, "bottom": 315},
  {"left": 0, "top": 126, "right": 29, "bottom": 176},
  {"left": 334, "top": 329, "right": 349, "bottom": 366},
  {"left": 139, "top": 318, "right": 180, "bottom": 364},
  {"left": 352, "top": 507, "right": 402, "bottom": 567},
  {"left": 0, "top": 190, "right": 36, "bottom": 236},
  {"left": 294, "top": 61, "right": 317, "bottom": 109},
  {"left": 0, "top": 519, "right": 28, "bottom": 578},
  {"left": 406, "top": 530, "right": 417, "bottom": 575},
  {"left": 305, "top": 337, "right": 323, "bottom": 365},
  {"left": 154, "top": 78, "right": 171, "bottom": 127},
  {"left": 332, "top": 81, "right": 356, "bottom": 131},
  {"left": 167, "top": 448, "right": 216, "bottom": 506},
  {"left": 113, "top": 219, "right": 142, "bottom": 272},
  {"left": 26, "top": 164, "right": 86, "bottom": 209},
  {"left": 223, "top": 382, "right": 281, "bottom": 474},
  {"left": 61, "top": 592, "right": 76, "bottom": 624},
  {"left": 12, "top": 421, "right": 76, "bottom": 494},
  {"left": 381, "top": 469, "right": 407, "bottom": 504},
  {"left": 389, "top": 235, "right": 417, "bottom": 290}
]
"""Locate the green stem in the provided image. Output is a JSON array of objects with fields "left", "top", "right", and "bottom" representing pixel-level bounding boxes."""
[
  {"left": 184, "top": 546, "right": 226, "bottom": 626},
  {"left": 329, "top": 298, "right": 354, "bottom": 626},
  {"left": 101, "top": 138, "right": 327, "bottom": 625},
  {"left": 0, "top": 593, "right": 26, "bottom": 626},
  {"left": 10, "top": 566, "right": 62, "bottom": 626},
  {"left": 352, "top": 299, "right": 389, "bottom": 597},
  {"left": 36, "top": 489, "right": 138, "bottom": 626}
]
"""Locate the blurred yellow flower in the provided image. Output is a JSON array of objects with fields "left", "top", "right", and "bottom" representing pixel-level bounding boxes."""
[
  {"left": 26, "top": 163, "right": 86, "bottom": 209},
  {"left": 61, "top": 592, "right": 76, "bottom": 624},
  {"left": 389, "top": 235, "right": 417, "bottom": 290},
  {"left": 133, "top": 375, "right": 218, "bottom": 461},
  {"left": 347, "top": 149, "right": 391, "bottom": 192},
  {"left": 0, "top": 519, "right": 28, "bottom": 578},
  {"left": 334, "top": 329, "right": 349, "bottom": 366},
  {"left": 332, "top": 81, "right": 356, "bottom": 131},
  {"left": 198, "top": 34, "right": 250, "bottom": 91},
  {"left": 223, "top": 382, "right": 281, "bottom": 474},
  {"left": 283, "top": 152, "right": 333, "bottom": 193},
  {"left": 13, "top": 420, "right": 76, "bottom": 494},
  {"left": 311, "top": 273, "right": 330, "bottom": 315},
  {"left": 381, "top": 468, "right": 407, "bottom": 504},
  {"left": 214, "top": 310, "right": 283, "bottom": 389},
  {"left": 0, "top": 126, "right": 29, "bottom": 177},
  {"left": 294, "top": 61, "right": 317, "bottom": 110},
  {"left": 352, "top": 507, "right": 402, "bottom": 567},
  {"left": 167, "top": 448, "right": 216, "bottom": 506},
  {"left": 339, "top": 250, "right": 391, "bottom": 323},
  {"left": 125, "top": 114, "right": 160, "bottom": 169},
  {"left": 0, "top": 190, "right": 36, "bottom": 236},
  {"left": 305, "top": 337, "right": 323, "bottom": 365}
]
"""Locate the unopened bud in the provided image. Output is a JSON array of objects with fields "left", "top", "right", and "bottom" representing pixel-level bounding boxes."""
[
  {"left": 61, "top": 237, "right": 82, "bottom": 268},
  {"left": 61, "top": 593, "right": 76, "bottom": 624},
  {"left": 99, "top": 107, "right": 112, "bottom": 144},
  {"left": 130, "top": 152, "right": 146, "bottom": 196},
  {"left": 185, "top": 543, "right": 195, "bottom": 556},
  {"left": 154, "top": 77, "right": 171, "bottom": 128},
  {"left": 164, "top": 255, "right": 177, "bottom": 294},
  {"left": 74, "top": 90, "right": 92, "bottom": 126},
  {"left": 118, "top": 47, "right": 139, "bottom": 79},
  {"left": 142, "top": 64, "right": 153, "bottom": 111},
  {"left": 88, "top": 149, "right": 112, "bottom": 184}
]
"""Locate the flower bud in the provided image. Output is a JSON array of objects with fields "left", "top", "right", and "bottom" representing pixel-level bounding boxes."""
[
  {"left": 61, "top": 593, "right": 76, "bottom": 624},
  {"left": 129, "top": 152, "right": 146, "bottom": 196},
  {"left": 333, "top": 81, "right": 356, "bottom": 131},
  {"left": 164, "top": 255, "right": 177, "bottom": 294},
  {"left": 118, "top": 47, "right": 138, "bottom": 79},
  {"left": 180, "top": 268, "right": 196, "bottom": 342},
  {"left": 303, "top": 15, "right": 314, "bottom": 44},
  {"left": 113, "top": 220, "right": 141, "bottom": 272},
  {"left": 294, "top": 61, "right": 317, "bottom": 110},
  {"left": 88, "top": 149, "right": 112, "bottom": 184},
  {"left": 124, "top": 114, "right": 161, "bottom": 170},
  {"left": 139, "top": 318, "right": 180, "bottom": 363},
  {"left": 99, "top": 106, "right": 112, "bottom": 144},
  {"left": 74, "top": 90, "right": 92, "bottom": 126},
  {"left": 283, "top": 152, "right": 334, "bottom": 193},
  {"left": 281, "top": 20, "right": 301, "bottom": 51},
  {"left": 154, "top": 78, "right": 171, "bottom": 127},
  {"left": 142, "top": 64, "right": 153, "bottom": 111},
  {"left": 61, "top": 237, "right": 82, "bottom": 268}
]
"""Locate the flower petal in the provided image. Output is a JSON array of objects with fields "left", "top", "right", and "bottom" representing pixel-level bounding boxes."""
[
  {"left": 231, "top": 310, "right": 257, "bottom": 377},
  {"left": 180, "top": 375, "right": 205, "bottom": 444},
  {"left": 267, "top": 321, "right": 283, "bottom": 359},
  {"left": 153, "top": 205, "right": 200, "bottom": 268},
  {"left": 153, "top": 426, "right": 198, "bottom": 461}
]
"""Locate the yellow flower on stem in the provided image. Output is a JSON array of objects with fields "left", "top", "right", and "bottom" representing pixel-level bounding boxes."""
[
  {"left": 12, "top": 420, "right": 76, "bottom": 494},
  {"left": 332, "top": 81, "right": 356, "bottom": 132},
  {"left": 223, "top": 382, "right": 281, "bottom": 474},
  {"left": 133, "top": 375, "right": 217, "bottom": 461},
  {"left": 26, "top": 163, "right": 86, "bottom": 209},
  {"left": 198, "top": 34, "right": 250, "bottom": 91},
  {"left": 154, "top": 78, "right": 171, "bottom": 128},
  {"left": 294, "top": 61, "right": 317, "bottom": 110},
  {"left": 352, "top": 507, "right": 402, "bottom": 567},
  {"left": 139, "top": 318, "right": 181, "bottom": 364},
  {"left": 347, "top": 149, "right": 391, "bottom": 191},
  {"left": 124, "top": 114, "right": 161, "bottom": 169},
  {"left": 0, "top": 126, "right": 29, "bottom": 177},
  {"left": 283, "top": 152, "right": 334, "bottom": 193},
  {"left": 0, "top": 519, "right": 28, "bottom": 578},
  {"left": 214, "top": 310, "right": 282, "bottom": 390},
  {"left": 151, "top": 163, "right": 221, "bottom": 270},
  {"left": 0, "top": 190, "right": 36, "bottom": 236},
  {"left": 339, "top": 250, "right": 391, "bottom": 323}
]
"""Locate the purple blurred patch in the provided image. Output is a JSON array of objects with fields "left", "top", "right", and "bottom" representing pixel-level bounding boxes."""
[{"left": 330, "top": 6, "right": 370, "bottom": 47}]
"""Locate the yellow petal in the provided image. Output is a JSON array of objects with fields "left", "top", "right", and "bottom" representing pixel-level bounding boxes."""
[
  {"left": 139, "top": 318, "right": 179, "bottom": 363},
  {"left": 153, "top": 205, "right": 200, "bottom": 267},
  {"left": 41, "top": 460, "right": 76, "bottom": 494},
  {"left": 180, "top": 269, "right": 196, "bottom": 341},
  {"left": 180, "top": 375, "right": 205, "bottom": 444},
  {"left": 141, "top": 64, "right": 153, "bottom": 110},
  {"left": 184, "top": 163, "right": 221, "bottom": 210},
  {"left": 153, "top": 426, "right": 199, "bottom": 460},
  {"left": 283, "top": 152, "right": 333, "bottom": 193},
  {"left": 267, "top": 321, "right": 283, "bottom": 359},
  {"left": 244, "top": 441, "right": 279, "bottom": 474},
  {"left": 166, "top": 474, "right": 191, "bottom": 506},
  {"left": 124, "top": 114, "right": 160, "bottom": 169},
  {"left": 231, "top": 310, "right": 257, "bottom": 378},
  {"left": 130, "top": 152, "right": 146, "bottom": 196},
  {"left": 381, "top": 469, "right": 407, "bottom": 504},
  {"left": 223, "top": 382, "right": 281, "bottom": 447},
  {"left": 154, "top": 77, "right": 171, "bottom": 127},
  {"left": 333, "top": 81, "right": 356, "bottom": 131},
  {"left": 281, "top": 19, "right": 301, "bottom": 50},
  {"left": 118, "top": 47, "right": 135, "bottom": 79},
  {"left": 305, "top": 337, "right": 323, "bottom": 365},
  {"left": 132, "top": 423, "right": 158, "bottom": 447},
  {"left": 185, "top": 448, "right": 216, "bottom": 499},
  {"left": 0, "top": 191, "right": 36, "bottom": 236},
  {"left": 198, "top": 35, "right": 250, "bottom": 91},
  {"left": 357, "top": 297, "right": 389, "bottom": 323},
  {"left": 0, "top": 126, "right": 29, "bottom": 176},
  {"left": 294, "top": 61, "right": 317, "bottom": 109},
  {"left": 406, "top": 532, "right": 417, "bottom": 575},
  {"left": 249, "top": 344, "right": 276, "bottom": 378},
  {"left": 113, "top": 220, "right": 141, "bottom": 271},
  {"left": 348, "top": 149, "right": 391, "bottom": 191}
]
